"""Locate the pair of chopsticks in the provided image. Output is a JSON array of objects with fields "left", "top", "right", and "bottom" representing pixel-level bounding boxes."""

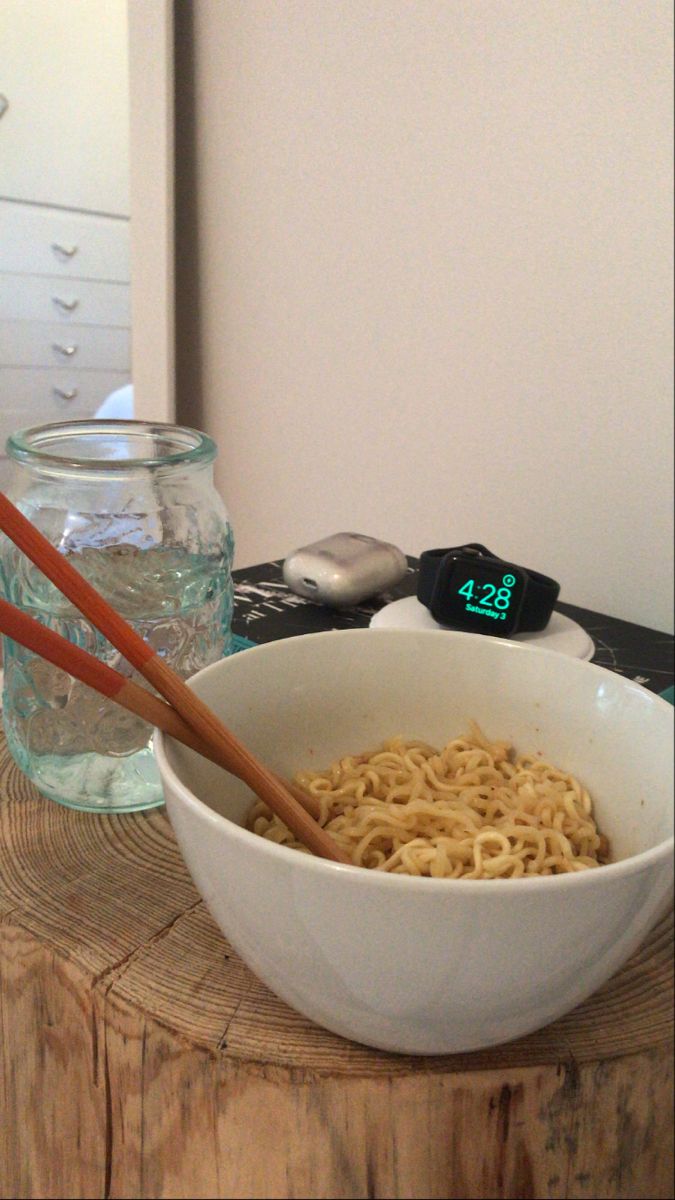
[{"left": 0, "top": 492, "right": 349, "bottom": 865}]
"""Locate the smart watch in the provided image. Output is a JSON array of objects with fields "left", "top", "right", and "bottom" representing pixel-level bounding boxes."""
[{"left": 417, "top": 544, "right": 560, "bottom": 637}]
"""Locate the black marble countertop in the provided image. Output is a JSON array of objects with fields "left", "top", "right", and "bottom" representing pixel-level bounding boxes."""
[{"left": 232, "top": 558, "right": 675, "bottom": 698}]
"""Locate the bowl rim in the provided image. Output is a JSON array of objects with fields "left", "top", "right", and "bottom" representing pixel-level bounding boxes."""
[{"left": 155, "top": 628, "right": 675, "bottom": 894}]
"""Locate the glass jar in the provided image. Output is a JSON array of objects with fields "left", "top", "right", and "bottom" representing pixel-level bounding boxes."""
[{"left": 0, "top": 420, "right": 234, "bottom": 813}]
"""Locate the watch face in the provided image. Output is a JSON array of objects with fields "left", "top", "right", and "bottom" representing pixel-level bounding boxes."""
[{"left": 430, "top": 557, "right": 526, "bottom": 636}]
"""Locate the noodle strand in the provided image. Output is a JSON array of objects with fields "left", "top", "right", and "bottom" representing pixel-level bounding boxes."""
[{"left": 248, "top": 727, "right": 609, "bottom": 879}]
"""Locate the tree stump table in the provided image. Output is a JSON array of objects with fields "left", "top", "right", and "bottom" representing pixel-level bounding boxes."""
[{"left": 0, "top": 730, "right": 672, "bottom": 1200}]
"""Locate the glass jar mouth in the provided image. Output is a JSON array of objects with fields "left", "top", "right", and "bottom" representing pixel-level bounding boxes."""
[{"left": 6, "top": 420, "right": 216, "bottom": 472}]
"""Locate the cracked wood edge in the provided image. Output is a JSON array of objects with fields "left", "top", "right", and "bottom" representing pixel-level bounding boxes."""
[
  {"left": 0, "top": 731, "right": 673, "bottom": 1197},
  {"left": 0, "top": 922, "right": 672, "bottom": 1199}
]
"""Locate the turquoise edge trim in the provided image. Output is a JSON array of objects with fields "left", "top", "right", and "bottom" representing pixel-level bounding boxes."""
[
  {"left": 231, "top": 634, "right": 258, "bottom": 654},
  {"left": 660, "top": 684, "right": 675, "bottom": 705}
]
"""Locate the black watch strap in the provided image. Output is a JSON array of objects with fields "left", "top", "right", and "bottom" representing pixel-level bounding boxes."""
[{"left": 418, "top": 544, "right": 560, "bottom": 633}]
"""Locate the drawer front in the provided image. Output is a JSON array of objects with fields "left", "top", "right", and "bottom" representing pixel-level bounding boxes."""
[
  {"left": 0, "top": 274, "right": 130, "bottom": 327},
  {"left": 0, "top": 322, "right": 130, "bottom": 371},
  {"left": 0, "top": 201, "right": 130, "bottom": 282},
  {"left": 0, "top": 367, "right": 130, "bottom": 440}
]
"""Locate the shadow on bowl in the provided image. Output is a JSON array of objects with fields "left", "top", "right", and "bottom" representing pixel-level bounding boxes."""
[{"left": 155, "top": 629, "right": 674, "bottom": 1055}]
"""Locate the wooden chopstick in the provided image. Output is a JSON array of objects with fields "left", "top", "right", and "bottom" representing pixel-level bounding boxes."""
[
  {"left": 0, "top": 596, "right": 218, "bottom": 756},
  {"left": 0, "top": 492, "right": 343, "bottom": 863},
  {"left": 0, "top": 595, "right": 321, "bottom": 819}
]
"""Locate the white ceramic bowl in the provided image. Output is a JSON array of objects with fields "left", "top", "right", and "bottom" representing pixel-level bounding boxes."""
[{"left": 155, "top": 629, "right": 674, "bottom": 1055}]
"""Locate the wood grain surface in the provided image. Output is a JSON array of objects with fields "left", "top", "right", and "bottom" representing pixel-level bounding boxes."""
[{"left": 0, "top": 730, "right": 672, "bottom": 1199}]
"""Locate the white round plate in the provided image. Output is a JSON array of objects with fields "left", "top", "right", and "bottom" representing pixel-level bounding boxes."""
[{"left": 370, "top": 596, "right": 594, "bottom": 660}]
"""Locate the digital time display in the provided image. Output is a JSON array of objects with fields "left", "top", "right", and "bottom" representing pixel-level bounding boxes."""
[{"left": 431, "top": 560, "right": 527, "bottom": 636}]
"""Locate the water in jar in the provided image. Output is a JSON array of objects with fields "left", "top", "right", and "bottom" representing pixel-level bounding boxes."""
[{"left": 1, "top": 538, "right": 234, "bottom": 812}]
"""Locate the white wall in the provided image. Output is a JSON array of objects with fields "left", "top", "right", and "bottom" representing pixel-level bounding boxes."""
[
  {"left": 176, "top": 0, "right": 674, "bottom": 632},
  {"left": 128, "top": 0, "right": 175, "bottom": 422},
  {"left": 1, "top": 0, "right": 130, "bottom": 216}
]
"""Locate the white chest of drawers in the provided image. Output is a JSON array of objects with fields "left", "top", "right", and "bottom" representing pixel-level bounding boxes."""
[{"left": 0, "top": 199, "right": 131, "bottom": 488}]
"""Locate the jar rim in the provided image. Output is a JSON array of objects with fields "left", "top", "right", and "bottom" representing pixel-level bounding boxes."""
[{"left": 6, "top": 420, "right": 216, "bottom": 472}]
